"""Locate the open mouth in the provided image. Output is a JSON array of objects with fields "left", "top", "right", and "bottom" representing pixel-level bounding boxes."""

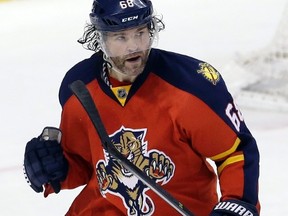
[
  {"left": 126, "top": 56, "right": 141, "bottom": 62},
  {"left": 121, "top": 164, "right": 133, "bottom": 177},
  {"left": 122, "top": 167, "right": 132, "bottom": 175}
]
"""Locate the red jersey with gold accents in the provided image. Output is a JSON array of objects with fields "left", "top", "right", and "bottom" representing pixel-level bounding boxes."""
[{"left": 44, "top": 48, "right": 260, "bottom": 216}]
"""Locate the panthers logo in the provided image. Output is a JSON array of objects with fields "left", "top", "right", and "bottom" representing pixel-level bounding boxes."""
[
  {"left": 96, "top": 126, "right": 175, "bottom": 216},
  {"left": 197, "top": 62, "right": 220, "bottom": 85}
]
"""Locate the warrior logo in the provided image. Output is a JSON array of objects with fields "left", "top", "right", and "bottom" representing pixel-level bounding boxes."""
[
  {"left": 96, "top": 126, "right": 175, "bottom": 216},
  {"left": 197, "top": 62, "right": 220, "bottom": 85}
]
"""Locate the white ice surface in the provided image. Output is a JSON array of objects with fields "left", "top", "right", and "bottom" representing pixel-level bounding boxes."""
[{"left": 1, "top": 0, "right": 288, "bottom": 215}]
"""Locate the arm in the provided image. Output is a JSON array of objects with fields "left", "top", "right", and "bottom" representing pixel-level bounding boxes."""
[
  {"left": 46, "top": 92, "right": 94, "bottom": 194},
  {"left": 209, "top": 119, "right": 260, "bottom": 215},
  {"left": 175, "top": 67, "right": 260, "bottom": 215}
]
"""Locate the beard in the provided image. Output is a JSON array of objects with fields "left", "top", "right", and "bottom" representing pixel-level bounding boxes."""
[{"left": 109, "top": 49, "right": 150, "bottom": 78}]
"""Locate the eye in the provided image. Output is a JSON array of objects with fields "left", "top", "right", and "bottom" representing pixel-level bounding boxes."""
[
  {"left": 128, "top": 142, "right": 135, "bottom": 150},
  {"left": 115, "top": 145, "right": 122, "bottom": 152},
  {"left": 115, "top": 35, "right": 126, "bottom": 41},
  {"left": 136, "top": 31, "right": 145, "bottom": 37}
]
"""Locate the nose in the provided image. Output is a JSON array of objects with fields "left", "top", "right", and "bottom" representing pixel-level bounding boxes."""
[{"left": 126, "top": 37, "right": 139, "bottom": 53}]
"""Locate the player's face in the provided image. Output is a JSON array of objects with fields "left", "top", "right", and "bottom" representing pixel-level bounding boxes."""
[{"left": 102, "top": 25, "right": 152, "bottom": 77}]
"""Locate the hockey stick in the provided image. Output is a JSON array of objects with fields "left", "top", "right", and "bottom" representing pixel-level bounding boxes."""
[{"left": 69, "top": 80, "right": 194, "bottom": 216}]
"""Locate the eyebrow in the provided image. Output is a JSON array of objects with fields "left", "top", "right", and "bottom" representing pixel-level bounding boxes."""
[{"left": 110, "top": 26, "right": 147, "bottom": 37}]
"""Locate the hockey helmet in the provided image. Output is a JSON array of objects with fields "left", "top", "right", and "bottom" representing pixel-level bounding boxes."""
[{"left": 90, "top": 0, "right": 153, "bottom": 32}]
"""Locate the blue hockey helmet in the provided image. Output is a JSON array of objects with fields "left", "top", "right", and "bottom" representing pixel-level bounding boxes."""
[{"left": 89, "top": 0, "right": 153, "bottom": 32}]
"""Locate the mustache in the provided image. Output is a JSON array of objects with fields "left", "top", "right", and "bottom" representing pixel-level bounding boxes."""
[{"left": 124, "top": 51, "right": 144, "bottom": 59}]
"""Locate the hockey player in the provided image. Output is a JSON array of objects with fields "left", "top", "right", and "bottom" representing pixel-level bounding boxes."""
[{"left": 23, "top": 0, "right": 261, "bottom": 215}]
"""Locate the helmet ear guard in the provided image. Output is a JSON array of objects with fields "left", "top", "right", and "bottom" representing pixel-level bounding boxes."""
[{"left": 89, "top": 0, "right": 153, "bottom": 32}]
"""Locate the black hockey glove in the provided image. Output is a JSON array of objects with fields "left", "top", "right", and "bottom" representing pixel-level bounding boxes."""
[
  {"left": 210, "top": 199, "right": 259, "bottom": 216},
  {"left": 23, "top": 127, "right": 68, "bottom": 193}
]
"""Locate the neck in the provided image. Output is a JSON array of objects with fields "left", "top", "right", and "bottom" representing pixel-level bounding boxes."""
[{"left": 108, "top": 67, "right": 139, "bottom": 83}]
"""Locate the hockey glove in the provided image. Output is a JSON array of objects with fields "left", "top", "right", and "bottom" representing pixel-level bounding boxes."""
[
  {"left": 210, "top": 199, "right": 259, "bottom": 216},
  {"left": 23, "top": 127, "right": 68, "bottom": 193}
]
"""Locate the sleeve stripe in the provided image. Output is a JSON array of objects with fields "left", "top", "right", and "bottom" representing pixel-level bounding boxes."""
[
  {"left": 210, "top": 137, "right": 241, "bottom": 161},
  {"left": 217, "top": 154, "right": 244, "bottom": 174}
]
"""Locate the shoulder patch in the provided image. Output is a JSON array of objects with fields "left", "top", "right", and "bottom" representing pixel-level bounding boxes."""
[{"left": 197, "top": 62, "right": 220, "bottom": 85}]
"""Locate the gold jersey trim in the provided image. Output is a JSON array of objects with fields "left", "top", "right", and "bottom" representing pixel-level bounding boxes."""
[
  {"left": 210, "top": 137, "right": 241, "bottom": 161},
  {"left": 217, "top": 154, "right": 244, "bottom": 174},
  {"left": 111, "top": 85, "right": 132, "bottom": 106}
]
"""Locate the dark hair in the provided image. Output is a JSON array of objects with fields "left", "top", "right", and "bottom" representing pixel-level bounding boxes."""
[{"left": 77, "top": 16, "right": 165, "bottom": 52}]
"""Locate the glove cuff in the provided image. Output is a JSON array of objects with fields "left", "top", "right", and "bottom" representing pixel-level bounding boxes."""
[
  {"left": 211, "top": 199, "right": 259, "bottom": 216},
  {"left": 39, "top": 127, "right": 62, "bottom": 143}
]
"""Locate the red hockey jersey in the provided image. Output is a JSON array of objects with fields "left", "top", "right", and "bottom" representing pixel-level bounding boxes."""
[{"left": 45, "top": 48, "right": 260, "bottom": 216}]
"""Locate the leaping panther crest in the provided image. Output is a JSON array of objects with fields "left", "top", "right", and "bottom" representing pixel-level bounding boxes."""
[{"left": 96, "top": 126, "right": 175, "bottom": 216}]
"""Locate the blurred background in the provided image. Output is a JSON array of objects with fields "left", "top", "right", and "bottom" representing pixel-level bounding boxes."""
[{"left": 1, "top": 0, "right": 287, "bottom": 215}]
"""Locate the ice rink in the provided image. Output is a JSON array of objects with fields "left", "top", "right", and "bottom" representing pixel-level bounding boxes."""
[{"left": 1, "top": 0, "right": 288, "bottom": 215}]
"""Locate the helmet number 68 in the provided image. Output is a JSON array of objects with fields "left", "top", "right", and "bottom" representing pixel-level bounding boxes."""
[{"left": 120, "top": 0, "right": 135, "bottom": 9}]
